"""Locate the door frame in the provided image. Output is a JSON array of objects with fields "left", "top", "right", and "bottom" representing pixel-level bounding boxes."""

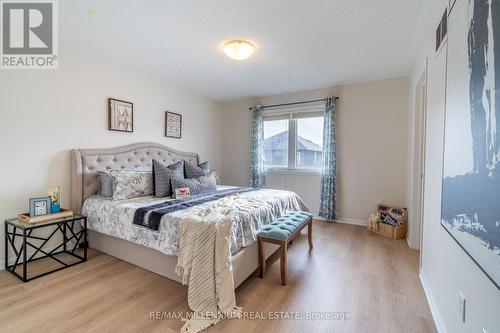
[
  {"left": 408, "top": 59, "right": 428, "bottom": 262},
  {"left": 417, "top": 65, "right": 428, "bottom": 270}
]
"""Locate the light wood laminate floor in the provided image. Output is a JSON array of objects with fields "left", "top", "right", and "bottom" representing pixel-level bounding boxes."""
[{"left": 0, "top": 221, "right": 436, "bottom": 333}]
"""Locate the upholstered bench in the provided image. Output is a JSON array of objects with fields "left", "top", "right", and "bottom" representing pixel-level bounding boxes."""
[{"left": 257, "top": 211, "right": 313, "bottom": 285}]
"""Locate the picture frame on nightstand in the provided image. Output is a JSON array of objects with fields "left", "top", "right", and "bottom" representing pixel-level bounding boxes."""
[{"left": 29, "top": 196, "right": 52, "bottom": 217}]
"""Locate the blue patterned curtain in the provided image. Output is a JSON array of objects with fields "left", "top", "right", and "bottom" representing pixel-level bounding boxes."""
[
  {"left": 319, "top": 97, "right": 337, "bottom": 220},
  {"left": 250, "top": 106, "right": 266, "bottom": 188}
]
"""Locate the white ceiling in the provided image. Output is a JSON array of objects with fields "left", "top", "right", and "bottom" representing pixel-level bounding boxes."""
[{"left": 62, "top": 1, "right": 424, "bottom": 101}]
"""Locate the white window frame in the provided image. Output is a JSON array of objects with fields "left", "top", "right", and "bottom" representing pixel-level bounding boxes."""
[{"left": 263, "top": 104, "right": 324, "bottom": 175}]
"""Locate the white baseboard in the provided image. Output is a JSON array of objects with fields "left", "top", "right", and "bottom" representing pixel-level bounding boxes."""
[
  {"left": 0, "top": 255, "right": 32, "bottom": 271},
  {"left": 0, "top": 249, "right": 56, "bottom": 272},
  {"left": 407, "top": 237, "right": 415, "bottom": 249},
  {"left": 419, "top": 270, "right": 447, "bottom": 333},
  {"left": 0, "top": 255, "right": 19, "bottom": 271},
  {"left": 335, "top": 217, "right": 366, "bottom": 226},
  {"left": 314, "top": 216, "right": 366, "bottom": 226}
]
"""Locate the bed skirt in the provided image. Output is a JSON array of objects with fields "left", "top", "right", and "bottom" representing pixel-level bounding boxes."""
[{"left": 88, "top": 230, "right": 280, "bottom": 288}]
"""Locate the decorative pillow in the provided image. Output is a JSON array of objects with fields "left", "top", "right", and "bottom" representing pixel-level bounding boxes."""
[
  {"left": 171, "top": 172, "right": 217, "bottom": 197},
  {"left": 97, "top": 165, "right": 152, "bottom": 197},
  {"left": 110, "top": 170, "right": 153, "bottom": 200},
  {"left": 152, "top": 159, "right": 184, "bottom": 197},
  {"left": 96, "top": 170, "right": 114, "bottom": 197},
  {"left": 184, "top": 160, "right": 211, "bottom": 179}
]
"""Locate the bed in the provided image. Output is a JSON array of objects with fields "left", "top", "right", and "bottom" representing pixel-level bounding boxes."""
[{"left": 70, "top": 142, "right": 308, "bottom": 287}]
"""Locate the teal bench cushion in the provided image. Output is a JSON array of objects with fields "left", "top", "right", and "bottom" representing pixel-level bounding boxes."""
[{"left": 257, "top": 211, "right": 313, "bottom": 241}]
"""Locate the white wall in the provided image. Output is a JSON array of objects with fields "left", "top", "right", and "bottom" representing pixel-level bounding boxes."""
[
  {"left": 0, "top": 51, "right": 222, "bottom": 265},
  {"left": 409, "top": 0, "right": 500, "bottom": 332},
  {"left": 221, "top": 78, "right": 409, "bottom": 223}
]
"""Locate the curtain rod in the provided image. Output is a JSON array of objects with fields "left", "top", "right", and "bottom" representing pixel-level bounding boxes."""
[{"left": 248, "top": 97, "right": 339, "bottom": 110}]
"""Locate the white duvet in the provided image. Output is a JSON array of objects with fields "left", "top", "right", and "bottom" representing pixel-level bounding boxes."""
[{"left": 82, "top": 186, "right": 308, "bottom": 256}]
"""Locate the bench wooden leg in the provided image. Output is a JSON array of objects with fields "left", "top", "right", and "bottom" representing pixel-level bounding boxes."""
[
  {"left": 280, "top": 240, "right": 287, "bottom": 285},
  {"left": 258, "top": 237, "right": 265, "bottom": 278},
  {"left": 308, "top": 219, "right": 313, "bottom": 249}
]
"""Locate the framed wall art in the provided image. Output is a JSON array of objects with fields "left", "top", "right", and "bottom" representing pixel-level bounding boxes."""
[
  {"left": 108, "top": 98, "right": 133, "bottom": 132},
  {"left": 165, "top": 111, "right": 182, "bottom": 139},
  {"left": 442, "top": 0, "right": 500, "bottom": 290}
]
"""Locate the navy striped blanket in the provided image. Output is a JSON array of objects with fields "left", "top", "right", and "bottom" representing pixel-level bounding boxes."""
[{"left": 132, "top": 187, "right": 255, "bottom": 231}]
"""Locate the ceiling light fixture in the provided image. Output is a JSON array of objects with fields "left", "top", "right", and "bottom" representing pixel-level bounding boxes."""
[{"left": 222, "top": 40, "right": 256, "bottom": 61}]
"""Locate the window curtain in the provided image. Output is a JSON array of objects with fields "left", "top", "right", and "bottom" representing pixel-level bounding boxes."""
[
  {"left": 319, "top": 97, "right": 337, "bottom": 220},
  {"left": 250, "top": 106, "right": 266, "bottom": 188}
]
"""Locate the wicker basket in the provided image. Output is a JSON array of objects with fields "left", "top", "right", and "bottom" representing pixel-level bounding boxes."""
[{"left": 367, "top": 213, "right": 406, "bottom": 239}]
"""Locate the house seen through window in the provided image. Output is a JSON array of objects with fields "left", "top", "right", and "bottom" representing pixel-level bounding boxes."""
[{"left": 263, "top": 113, "right": 324, "bottom": 170}]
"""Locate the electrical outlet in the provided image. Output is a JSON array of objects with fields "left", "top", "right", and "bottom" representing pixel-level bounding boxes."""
[{"left": 458, "top": 292, "right": 466, "bottom": 323}]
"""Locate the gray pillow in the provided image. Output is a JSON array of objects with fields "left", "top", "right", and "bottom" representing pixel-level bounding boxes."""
[
  {"left": 171, "top": 172, "right": 217, "bottom": 197},
  {"left": 96, "top": 171, "right": 114, "bottom": 197},
  {"left": 184, "top": 160, "right": 211, "bottom": 179},
  {"left": 153, "top": 160, "right": 184, "bottom": 197}
]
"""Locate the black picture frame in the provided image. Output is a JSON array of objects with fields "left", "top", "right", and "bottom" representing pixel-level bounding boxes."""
[
  {"left": 108, "top": 98, "right": 134, "bottom": 132},
  {"left": 165, "top": 111, "right": 182, "bottom": 139}
]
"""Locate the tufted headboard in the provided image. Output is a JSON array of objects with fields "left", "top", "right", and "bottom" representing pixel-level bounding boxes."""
[{"left": 70, "top": 142, "right": 199, "bottom": 213}]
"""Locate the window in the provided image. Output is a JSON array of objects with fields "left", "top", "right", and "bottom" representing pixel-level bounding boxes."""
[
  {"left": 263, "top": 110, "right": 324, "bottom": 171},
  {"left": 296, "top": 116, "right": 323, "bottom": 169},
  {"left": 263, "top": 119, "right": 288, "bottom": 168}
]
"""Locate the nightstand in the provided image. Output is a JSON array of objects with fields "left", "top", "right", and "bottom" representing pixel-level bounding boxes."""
[{"left": 4, "top": 214, "right": 87, "bottom": 282}]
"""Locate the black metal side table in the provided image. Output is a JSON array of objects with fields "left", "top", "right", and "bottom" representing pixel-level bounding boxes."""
[{"left": 4, "top": 214, "right": 87, "bottom": 282}]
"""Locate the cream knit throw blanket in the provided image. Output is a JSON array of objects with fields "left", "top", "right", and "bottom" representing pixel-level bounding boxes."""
[{"left": 175, "top": 195, "right": 242, "bottom": 333}]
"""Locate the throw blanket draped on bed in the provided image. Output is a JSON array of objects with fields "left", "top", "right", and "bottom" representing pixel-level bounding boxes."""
[
  {"left": 176, "top": 195, "right": 242, "bottom": 333},
  {"left": 132, "top": 187, "right": 254, "bottom": 230}
]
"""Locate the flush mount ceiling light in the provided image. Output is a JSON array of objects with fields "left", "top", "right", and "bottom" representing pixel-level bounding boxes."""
[{"left": 222, "top": 40, "right": 256, "bottom": 60}]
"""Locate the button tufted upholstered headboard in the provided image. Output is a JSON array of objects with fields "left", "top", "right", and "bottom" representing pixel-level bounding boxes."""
[{"left": 70, "top": 142, "right": 199, "bottom": 213}]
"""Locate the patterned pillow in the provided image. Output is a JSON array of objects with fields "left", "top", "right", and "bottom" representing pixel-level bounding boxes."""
[
  {"left": 184, "top": 160, "right": 211, "bottom": 179},
  {"left": 171, "top": 172, "right": 217, "bottom": 197},
  {"left": 97, "top": 165, "right": 152, "bottom": 197},
  {"left": 152, "top": 159, "right": 184, "bottom": 197},
  {"left": 110, "top": 170, "right": 153, "bottom": 200}
]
